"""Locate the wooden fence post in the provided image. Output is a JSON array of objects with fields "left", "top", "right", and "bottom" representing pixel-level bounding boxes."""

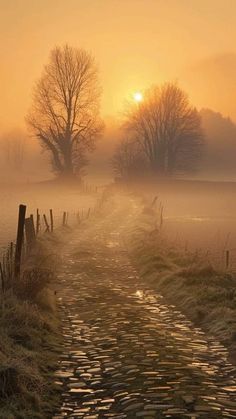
[
  {"left": 9, "top": 242, "right": 14, "bottom": 283},
  {"left": 0, "top": 262, "right": 5, "bottom": 293},
  {"left": 43, "top": 214, "right": 50, "bottom": 232},
  {"left": 14, "top": 204, "right": 26, "bottom": 279},
  {"left": 25, "top": 216, "right": 36, "bottom": 250},
  {"left": 30, "top": 215, "right": 36, "bottom": 239},
  {"left": 50, "top": 209, "right": 54, "bottom": 232},
  {"left": 160, "top": 204, "right": 164, "bottom": 229},
  {"left": 36, "top": 209, "right": 40, "bottom": 234},
  {"left": 151, "top": 196, "right": 158, "bottom": 207}
]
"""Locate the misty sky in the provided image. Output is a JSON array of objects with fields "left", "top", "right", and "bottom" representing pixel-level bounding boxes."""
[{"left": 1, "top": 0, "right": 236, "bottom": 130}]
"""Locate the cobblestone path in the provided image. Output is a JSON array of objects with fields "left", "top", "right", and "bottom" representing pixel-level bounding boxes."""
[{"left": 53, "top": 203, "right": 236, "bottom": 418}]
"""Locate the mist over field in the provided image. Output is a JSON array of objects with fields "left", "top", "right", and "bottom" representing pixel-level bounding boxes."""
[{"left": 1, "top": 1, "right": 236, "bottom": 418}]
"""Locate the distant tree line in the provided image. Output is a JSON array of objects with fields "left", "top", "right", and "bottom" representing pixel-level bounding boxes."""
[
  {"left": 0, "top": 130, "right": 26, "bottom": 170},
  {"left": 199, "top": 109, "right": 236, "bottom": 177}
]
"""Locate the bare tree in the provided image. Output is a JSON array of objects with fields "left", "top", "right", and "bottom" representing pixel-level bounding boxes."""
[
  {"left": 112, "top": 138, "right": 146, "bottom": 180},
  {"left": 27, "top": 45, "right": 103, "bottom": 179},
  {"left": 124, "top": 83, "right": 203, "bottom": 175}
]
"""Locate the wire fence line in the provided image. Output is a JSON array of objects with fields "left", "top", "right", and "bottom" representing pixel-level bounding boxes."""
[
  {"left": 144, "top": 195, "right": 236, "bottom": 274},
  {"left": 0, "top": 187, "right": 109, "bottom": 297}
]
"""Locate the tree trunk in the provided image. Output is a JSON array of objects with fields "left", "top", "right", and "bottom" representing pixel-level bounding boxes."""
[
  {"left": 150, "top": 147, "right": 166, "bottom": 175},
  {"left": 63, "top": 143, "right": 74, "bottom": 179}
]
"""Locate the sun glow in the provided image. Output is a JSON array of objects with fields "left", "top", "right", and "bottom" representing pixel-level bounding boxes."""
[{"left": 133, "top": 92, "right": 143, "bottom": 103}]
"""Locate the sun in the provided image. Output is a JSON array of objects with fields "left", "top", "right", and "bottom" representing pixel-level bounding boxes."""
[{"left": 133, "top": 91, "right": 143, "bottom": 103}]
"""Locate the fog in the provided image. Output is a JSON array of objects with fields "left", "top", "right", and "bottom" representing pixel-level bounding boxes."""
[
  {"left": 1, "top": 111, "right": 236, "bottom": 263},
  {"left": 2, "top": 3, "right": 236, "bottom": 416},
  {"left": 137, "top": 179, "right": 236, "bottom": 270},
  {"left": 0, "top": 182, "right": 96, "bottom": 256},
  {"left": 0, "top": 0, "right": 236, "bottom": 268}
]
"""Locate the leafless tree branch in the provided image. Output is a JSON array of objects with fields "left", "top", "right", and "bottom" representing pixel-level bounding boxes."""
[{"left": 27, "top": 44, "right": 104, "bottom": 179}]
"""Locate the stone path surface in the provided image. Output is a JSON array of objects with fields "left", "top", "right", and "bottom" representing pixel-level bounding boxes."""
[{"left": 53, "top": 200, "right": 236, "bottom": 418}]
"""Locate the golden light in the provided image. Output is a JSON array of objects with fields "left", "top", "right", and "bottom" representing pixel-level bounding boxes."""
[{"left": 133, "top": 92, "right": 143, "bottom": 103}]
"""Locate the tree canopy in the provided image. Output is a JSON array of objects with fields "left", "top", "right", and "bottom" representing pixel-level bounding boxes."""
[
  {"left": 27, "top": 45, "right": 103, "bottom": 179},
  {"left": 123, "top": 83, "right": 204, "bottom": 176}
]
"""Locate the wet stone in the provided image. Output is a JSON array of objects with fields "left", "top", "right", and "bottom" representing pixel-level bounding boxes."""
[
  {"left": 68, "top": 388, "right": 93, "bottom": 395},
  {"left": 54, "top": 211, "right": 236, "bottom": 418},
  {"left": 123, "top": 402, "right": 144, "bottom": 411},
  {"left": 55, "top": 371, "right": 74, "bottom": 379},
  {"left": 67, "top": 382, "right": 87, "bottom": 388}
]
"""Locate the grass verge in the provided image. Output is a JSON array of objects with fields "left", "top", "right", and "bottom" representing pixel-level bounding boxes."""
[
  {"left": 127, "top": 206, "right": 236, "bottom": 364},
  {"left": 0, "top": 232, "right": 66, "bottom": 419}
]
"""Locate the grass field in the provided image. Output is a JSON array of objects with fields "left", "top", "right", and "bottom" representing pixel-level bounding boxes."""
[{"left": 128, "top": 201, "right": 236, "bottom": 364}]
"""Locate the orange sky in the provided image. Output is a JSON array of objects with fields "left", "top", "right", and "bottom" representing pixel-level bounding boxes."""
[{"left": 1, "top": 0, "right": 236, "bottom": 131}]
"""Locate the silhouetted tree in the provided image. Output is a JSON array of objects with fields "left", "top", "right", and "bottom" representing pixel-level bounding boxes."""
[
  {"left": 112, "top": 138, "right": 146, "bottom": 180},
  {"left": 124, "top": 83, "right": 203, "bottom": 175},
  {"left": 27, "top": 45, "right": 103, "bottom": 180}
]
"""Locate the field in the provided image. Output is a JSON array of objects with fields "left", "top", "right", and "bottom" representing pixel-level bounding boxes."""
[
  {"left": 134, "top": 178, "right": 236, "bottom": 270},
  {"left": 0, "top": 181, "right": 98, "bottom": 255},
  {"left": 126, "top": 180, "right": 236, "bottom": 363}
]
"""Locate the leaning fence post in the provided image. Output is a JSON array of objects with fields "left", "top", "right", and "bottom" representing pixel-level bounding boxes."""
[
  {"left": 50, "top": 209, "right": 54, "bottom": 232},
  {"left": 43, "top": 214, "right": 50, "bottom": 232},
  {"left": 151, "top": 196, "right": 158, "bottom": 207},
  {"left": 14, "top": 204, "right": 26, "bottom": 279}
]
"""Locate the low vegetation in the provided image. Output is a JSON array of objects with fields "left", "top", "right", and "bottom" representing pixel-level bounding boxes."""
[
  {"left": 128, "top": 203, "right": 236, "bottom": 364},
  {"left": 0, "top": 233, "right": 64, "bottom": 419}
]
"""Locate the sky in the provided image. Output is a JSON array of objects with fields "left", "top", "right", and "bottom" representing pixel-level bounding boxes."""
[{"left": 1, "top": 0, "right": 236, "bottom": 131}]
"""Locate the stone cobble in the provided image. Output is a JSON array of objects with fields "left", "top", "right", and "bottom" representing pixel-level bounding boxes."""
[{"left": 53, "top": 207, "right": 236, "bottom": 418}]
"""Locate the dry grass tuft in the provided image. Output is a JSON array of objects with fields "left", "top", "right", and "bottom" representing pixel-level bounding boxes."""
[
  {"left": 16, "top": 267, "right": 54, "bottom": 300},
  {"left": 0, "top": 235, "right": 62, "bottom": 418}
]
